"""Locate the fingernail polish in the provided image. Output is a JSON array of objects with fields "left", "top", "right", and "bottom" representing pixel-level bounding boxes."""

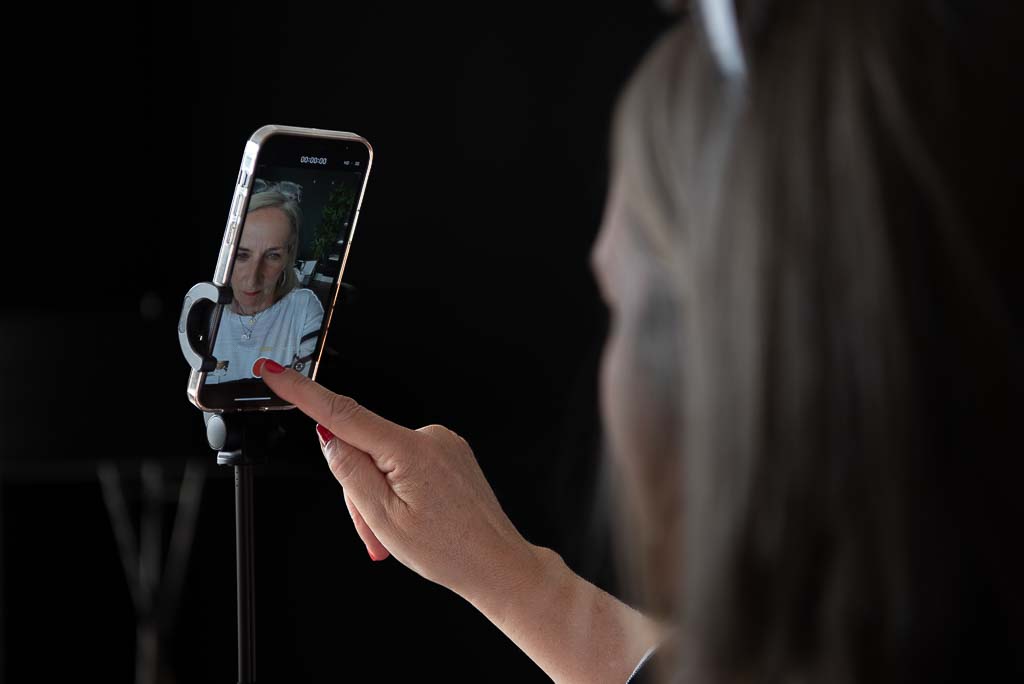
[
  {"left": 316, "top": 424, "right": 334, "bottom": 447},
  {"left": 263, "top": 359, "right": 286, "bottom": 374}
]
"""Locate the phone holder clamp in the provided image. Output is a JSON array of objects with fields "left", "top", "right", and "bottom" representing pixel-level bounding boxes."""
[{"left": 178, "top": 281, "right": 233, "bottom": 373}]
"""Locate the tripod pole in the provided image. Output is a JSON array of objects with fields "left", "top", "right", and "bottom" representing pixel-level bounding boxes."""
[{"left": 235, "top": 464, "right": 255, "bottom": 683}]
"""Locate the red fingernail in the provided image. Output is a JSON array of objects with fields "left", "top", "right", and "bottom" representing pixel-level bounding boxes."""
[
  {"left": 315, "top": 424, "right": 334, "bottom": 446},
  {"left": 368, "top": 549, "right": 379, "bottom": 562},
  {"left": 263, "top": 359, "right": 286, "bottom": 374},
  {"left": 251, "top": 357, "right": 268, "bottom": 377}
]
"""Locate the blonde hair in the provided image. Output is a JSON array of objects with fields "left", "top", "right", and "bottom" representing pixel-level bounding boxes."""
[
  {"left": 246, "top": 189, "right": 303, "bottom": 302},
  {"left": 609, "top": 4, "right": 1021, "bottom": 683}
]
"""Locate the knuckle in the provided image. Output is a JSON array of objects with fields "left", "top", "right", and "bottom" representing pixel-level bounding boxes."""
[
  {"left": 327, "top": 444, "right": 361, "bottom": 484},
  {"left": 328, "top": 392, "right": 363, "bottom": 425},
  {"left": 415, "top": 423, "right": 445, "bottom": 438},
  {"left": 416, "top": 423, "right": 470, "bottom": 450}
]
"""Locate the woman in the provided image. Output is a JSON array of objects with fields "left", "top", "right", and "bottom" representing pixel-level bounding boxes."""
[
  {"left": 208, "top": 187, "right": 324, "bottom": 384},
  {"left": 260, "top": 2, "right": 1021, "bottom": 682}
]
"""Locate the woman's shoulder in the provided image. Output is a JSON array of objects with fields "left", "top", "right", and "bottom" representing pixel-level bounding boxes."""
[{"left": 281, "top": 287, "right": 324, "bottom": 313}]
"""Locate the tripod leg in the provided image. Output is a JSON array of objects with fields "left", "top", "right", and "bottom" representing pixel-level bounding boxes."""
[{"left": 235, "top": 465, "right": 256, "bottom": 684}]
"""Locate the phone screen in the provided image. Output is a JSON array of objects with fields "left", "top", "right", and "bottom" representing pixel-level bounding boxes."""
[{"left": 197, "top": 132, "right": 371, "bottom": 410}]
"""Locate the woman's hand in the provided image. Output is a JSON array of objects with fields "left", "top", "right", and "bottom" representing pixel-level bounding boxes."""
[
  {"left": 257, "top": 360, "right": 664, "bottom": 684},
  {"left": 257, "top": 360, "right": 543, "bottom": 603}
]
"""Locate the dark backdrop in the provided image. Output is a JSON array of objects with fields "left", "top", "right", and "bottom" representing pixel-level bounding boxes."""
[{"left": 0, "top": 2, "right": 672, "bottom": 681}]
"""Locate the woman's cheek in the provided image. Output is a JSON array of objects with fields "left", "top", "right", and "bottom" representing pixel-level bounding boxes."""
[
  {"left": 602, "top": 293, "right": 686, "bottom": 612},
  {"left": 264, "top": 260, "right": 284, "bottom": 290},
  {"left": 601, "top": 317, "right": 647, "bottom": 490},
  {"left": 230, "top": 262, "right": 246, "bottom": 290},
  {"left": 602, "top": 291, "right": 684, "bottom": 502},
  {"left": 599, "top": 324, "right": 625, "bottom": 464}
]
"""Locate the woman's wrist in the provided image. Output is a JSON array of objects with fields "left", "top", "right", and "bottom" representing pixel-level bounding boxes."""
[
  {"left": 459, "top": 541, "right": 663, "bottom": 683},
  {"left": 454, "top": 537, "right": 558, "bottom": 618}
]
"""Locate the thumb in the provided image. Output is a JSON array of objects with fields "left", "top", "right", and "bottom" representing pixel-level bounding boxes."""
[{"left": 316, "top": 424, "right": 394, "bottom": 531}]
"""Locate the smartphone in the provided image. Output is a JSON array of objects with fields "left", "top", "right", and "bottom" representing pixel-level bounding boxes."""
[{"left": 187, "top": 125, "right": 373, "bottom": 412}]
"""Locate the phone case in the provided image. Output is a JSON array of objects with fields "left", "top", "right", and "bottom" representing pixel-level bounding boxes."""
[{"left": 187, "top": 125, "right": 373, "bottom": 412}]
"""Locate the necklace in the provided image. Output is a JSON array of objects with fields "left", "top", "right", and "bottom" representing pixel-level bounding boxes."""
[{"left": 236, "top": 303, "right": 266, "bottom": 341}]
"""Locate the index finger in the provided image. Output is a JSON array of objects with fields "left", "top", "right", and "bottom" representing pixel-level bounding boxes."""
[{"left": 256, "top": 360, "right": 414, "bottom": 459}]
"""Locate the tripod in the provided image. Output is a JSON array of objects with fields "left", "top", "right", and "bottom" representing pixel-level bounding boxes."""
[
  {"left": 178, "top": 279, "right": 355, "bottom": 682},
  {"left": 206, "top": 412, "right": 282, "bottom": 684},
  {"left": 180, "top": 281, "right": 282, "bottom": 684}
]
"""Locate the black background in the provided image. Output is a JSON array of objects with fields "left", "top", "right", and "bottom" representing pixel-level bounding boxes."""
[{"left": 0, "top": 2, "right": 673, "bottom": 681}]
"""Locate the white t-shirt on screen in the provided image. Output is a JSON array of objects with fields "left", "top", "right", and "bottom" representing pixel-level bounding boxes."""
[{"left": 207, "top": 287, "right": 324, "bottom": 384}]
